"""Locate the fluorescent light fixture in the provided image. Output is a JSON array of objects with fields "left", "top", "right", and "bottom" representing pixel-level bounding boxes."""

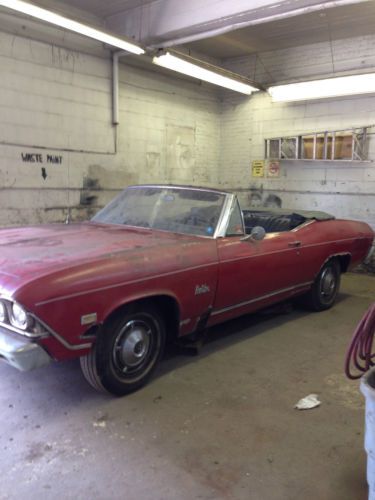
[
  {"left": 269, "top": 73, "right": 375, "bottom": 102},
  {"left": 153, "top": 52, "right": 258, "bottom": 95},
  {"left": 0, "top": 0, "right": 145, "bottom": 55}
]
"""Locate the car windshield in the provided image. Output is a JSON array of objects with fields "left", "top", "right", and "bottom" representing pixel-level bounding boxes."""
[{"left": 91, "top": 186, "right": 226, "bottom": 237}]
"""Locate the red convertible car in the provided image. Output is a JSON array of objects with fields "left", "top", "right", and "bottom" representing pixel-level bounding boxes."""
[{"left": 0, "top": 185, "right": 373, "bottom": 395}]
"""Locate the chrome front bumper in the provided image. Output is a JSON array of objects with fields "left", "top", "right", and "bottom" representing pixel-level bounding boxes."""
[{"left": 0, "top": 326, "right": 51, "bottom": 371}]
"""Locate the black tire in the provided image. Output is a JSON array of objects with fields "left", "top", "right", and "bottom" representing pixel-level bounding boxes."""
[
  {"left": 302, "top": 259, "right": 341, "bottom": 311},
  {"left": 80, "top": 304, "right": 166, "bottom": 396}
]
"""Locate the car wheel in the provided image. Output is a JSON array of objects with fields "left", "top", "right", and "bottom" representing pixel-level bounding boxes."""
[
  {"left": 80, "top": 304, "right": 166, "bottom": 396},
  {"left": 303, "top": 259, "right": 341, "bottom": 311}
]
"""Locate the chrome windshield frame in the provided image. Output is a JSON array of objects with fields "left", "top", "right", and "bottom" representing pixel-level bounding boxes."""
[{"left": 214, "top": 193, "right": 245, "bottom": 238}]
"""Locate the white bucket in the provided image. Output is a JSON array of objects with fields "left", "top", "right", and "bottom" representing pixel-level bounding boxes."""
[{"left": 361, "top": 369, "right": 375, "bottom": 500}]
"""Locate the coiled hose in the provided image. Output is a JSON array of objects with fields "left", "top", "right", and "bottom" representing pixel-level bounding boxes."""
[{"left": 345, "top": 303, "right": 375, "bottom": 379}]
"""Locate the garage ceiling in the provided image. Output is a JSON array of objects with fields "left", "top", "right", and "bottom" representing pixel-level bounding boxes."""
[
  {"left": 27, "top": 0, "right": 375, "bottom": 61},
  {"left": 184, "top": 2, "right": 375, "bottom": 59},
  {"left": 1, "top": 0, "right": 375, "bottom": 88},
  {"left": 51, "top": 0, "right": 156, "bottom": 18}
]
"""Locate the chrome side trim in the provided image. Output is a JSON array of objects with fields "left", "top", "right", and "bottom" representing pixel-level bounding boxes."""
[
  {"left": 0, "top": 296, "right": 92, "bottom": 351},
  {"left": 35, "top": 261, "right": 218, "bottom": 306},
  {"left": 0, "top": 320, "right": 47, "bottom": 339},
  {"left": 218, "top": 236, "right": 365, "bottom": 266},
  {"left": 302, "top": 237, "right": 363, "bottom": 248},
  {"left": 34, "top": 234, "right": 358, "bottom": 307},
  {"left": 291, "top": 220, "right": 315, "bottom": 232},
  {"left": 211, "top": 281, "right": 313, "bottom": 317},
  {"left": 179, "top": 318, "right": 191, "bottom": 327},
  {"left": 32, "top": 315, "right": 93, "bottom": 351}
]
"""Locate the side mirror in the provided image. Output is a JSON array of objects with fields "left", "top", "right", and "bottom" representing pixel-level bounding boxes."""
[
  {"left": 241, "top": 226, "right": 266, "bottom": 242},
  {"left": 251, "top": 226, "right": 266, "bottom": 241}
]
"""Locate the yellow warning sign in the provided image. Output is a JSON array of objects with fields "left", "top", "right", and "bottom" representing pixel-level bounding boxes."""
[{"left": 252, "top": 160, "right": 264, "bottom": 178}]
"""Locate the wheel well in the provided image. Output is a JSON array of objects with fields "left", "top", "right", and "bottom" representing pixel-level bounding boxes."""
[
  {"left": 335, "top": 254, "right": 351, "bottom": 273},
  {"left": 104, "top": 295, "right": 180, "bottom": 342},
  {"left": 152, "top": 295, "right": 180, "bottom": 342}
]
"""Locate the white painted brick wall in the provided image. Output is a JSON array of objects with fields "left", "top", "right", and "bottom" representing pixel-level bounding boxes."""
[
  {"left": 221, "top": 36, "right": 375, "bottom": 231},
  {"left": 0, "top": 26, "right": 374, "bottom": 240},
  {"left": 0, "top": 30, "right": 220, "bottom": 226},
  {"left": 221, "top": 91, "right": 375, "bottom": 228}
]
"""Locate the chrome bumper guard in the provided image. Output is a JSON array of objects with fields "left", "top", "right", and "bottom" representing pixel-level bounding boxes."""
[{"left": 0, "top": 325, "right": 51, "bottom": 371}]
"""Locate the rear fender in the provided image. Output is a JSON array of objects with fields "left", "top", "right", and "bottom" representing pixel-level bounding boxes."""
[{"left": 313, "top": 253, "right": 351, "bottom": 281}]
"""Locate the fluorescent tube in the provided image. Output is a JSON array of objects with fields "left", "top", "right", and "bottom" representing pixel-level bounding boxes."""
[
  {"left": 269, "top": 73, "right": 375, "bottom": 102},
  {"left": 0, "top": 0, "right": 145, "bottom": 54},
  {"left": 153, "top": 52, "right": 257, "bottom": 95}
]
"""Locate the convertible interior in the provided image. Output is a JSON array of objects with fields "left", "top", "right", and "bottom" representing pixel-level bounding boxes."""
[
  {"left": 242, "top": 209, "right": 335, "bottom": 234},
  {"left": 119, "top": 203, "right": 334, "bottom": 237}
]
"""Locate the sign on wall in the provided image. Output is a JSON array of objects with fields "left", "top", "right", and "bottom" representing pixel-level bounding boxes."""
[
  {"left": 20, "top": 152, "right": 64, "bottom": 180},
  {"left": 267, "top": 160, "right": 280, "bottom": 178},
  {"left": 252, "top": 160, "right": 264, "bottom": 177},
  {"left": 21, "top": 152, "right": 63, "bottom": 164}
]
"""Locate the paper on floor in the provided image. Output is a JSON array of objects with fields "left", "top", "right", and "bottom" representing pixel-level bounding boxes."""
[{"left": 294, "top": 394, "right": 321, "bottom": 410}]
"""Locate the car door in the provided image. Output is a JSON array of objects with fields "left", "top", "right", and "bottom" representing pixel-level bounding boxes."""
[{"left": 209, "top": 200, "right": 305, "bottom": 326}]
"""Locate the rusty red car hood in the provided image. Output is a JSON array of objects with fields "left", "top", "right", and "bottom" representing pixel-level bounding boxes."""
[{"left": 0, "top": 222, "right": 209, "bottom": 296}]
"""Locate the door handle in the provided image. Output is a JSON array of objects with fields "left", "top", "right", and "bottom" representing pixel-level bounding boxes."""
[{"left": 288, "top": 241, "right": 301, "bottom": 248}]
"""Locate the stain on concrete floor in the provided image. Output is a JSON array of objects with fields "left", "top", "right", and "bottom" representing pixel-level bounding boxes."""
[{"left": 0, "top": 273, "right": 374, "bottom": 500}]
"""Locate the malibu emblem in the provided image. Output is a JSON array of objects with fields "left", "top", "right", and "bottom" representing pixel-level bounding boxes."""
[{"left": 195, "top": 284, "right": 210, "bottom": 295}]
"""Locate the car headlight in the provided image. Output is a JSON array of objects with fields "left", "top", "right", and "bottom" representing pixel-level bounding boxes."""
[
  {"left": 10, "top": 303, "right": 29, "bottom": 330},
  {"left": 0, "top": 301, "right": 6, "bottom": 323}
]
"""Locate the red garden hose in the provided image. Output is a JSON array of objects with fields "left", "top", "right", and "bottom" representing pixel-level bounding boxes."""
[{"left": 345, "top": 303, "right": 375, "bottom": 379}]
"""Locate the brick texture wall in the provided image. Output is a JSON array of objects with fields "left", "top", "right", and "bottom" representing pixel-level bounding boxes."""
[
  {"left": 221, "top": 35, "right": 375, "bottom": 233},
  {"left": 0, "top": 30, "right": 220, "bottom": 226},
  {"left": 0, "top": 28, "right": 374, "bottom": 269}
]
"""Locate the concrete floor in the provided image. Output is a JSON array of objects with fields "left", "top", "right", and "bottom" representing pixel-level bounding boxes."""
[{"left": 0, "top": 273, "right": 374, "bottom": 500}]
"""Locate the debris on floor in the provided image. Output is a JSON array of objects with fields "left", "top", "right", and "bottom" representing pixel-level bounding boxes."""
[
  {"left": 93, "top": 421, "right": 106, "bottom": 428},
  {"left": 93, "top": 414, "right": 109, "bottom": 428},
  {"left": 294, "top": 394, "right": 321, "bottom": 410}
]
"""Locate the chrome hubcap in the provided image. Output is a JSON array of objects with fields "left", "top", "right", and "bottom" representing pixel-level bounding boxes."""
[
  {"left": 113, "top": 320, "right": 151, "bottom": 372},
  {"left": 320, "top": 267, "right": 336, "bottom": 299}
]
